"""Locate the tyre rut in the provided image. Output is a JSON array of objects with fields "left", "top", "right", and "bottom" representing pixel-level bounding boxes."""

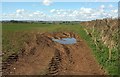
[{"left": 47, "top": 50, "right": 61, "bottom": 75}]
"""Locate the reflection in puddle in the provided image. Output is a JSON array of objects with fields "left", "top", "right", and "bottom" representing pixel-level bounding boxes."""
[{"left": 52, "top": 38, "right": 77, "bottom": 44}]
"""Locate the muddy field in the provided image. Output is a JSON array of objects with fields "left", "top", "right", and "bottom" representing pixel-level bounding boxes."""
[
  {"left": 2, "top": 19, "right": 118, "bottom": 75},
  {"left": 2, "top": 32, "right": 106, "bottom": 75}
]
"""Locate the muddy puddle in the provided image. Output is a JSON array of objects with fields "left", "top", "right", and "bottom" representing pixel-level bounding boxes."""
[{"left": 52, "top": 38, "right": 77, "bottom": 44}]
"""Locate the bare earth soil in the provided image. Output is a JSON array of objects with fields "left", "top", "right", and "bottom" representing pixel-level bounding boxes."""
[{"left": 2, "top": 32, "right": 106, "bottom": 75}]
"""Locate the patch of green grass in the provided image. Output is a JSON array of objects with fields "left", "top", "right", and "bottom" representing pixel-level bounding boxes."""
[{"left": 80, "top": 27, "right": 118, "bottom": 75}]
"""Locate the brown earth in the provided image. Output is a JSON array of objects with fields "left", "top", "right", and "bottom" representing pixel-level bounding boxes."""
[{"left": 2, "top": 32, "right": 106, "bottom": 75}]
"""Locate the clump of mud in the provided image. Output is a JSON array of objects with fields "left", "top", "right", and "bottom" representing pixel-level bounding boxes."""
[{"left": 2, "top": 32, "right": 106, "bottom": 75}]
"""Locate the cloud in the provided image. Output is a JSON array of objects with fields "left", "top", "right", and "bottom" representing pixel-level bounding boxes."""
[
  {"left": 109, "top": 4, "right": 113, "bottom": 8},
  {"left": 42, "top": 0, "right": 53, "bottom": 6},
  {"left": 50, "top": 9, "right": 56, "bottom": 13},
  {"left": 80, "top": 7, "right": 92, "bottom": 14},
  {"left": 111, "top": 9, "right": 118, "bottom": 13},
  {"left": 100, "top": 5, "right": 105, "bottom": 9},
  {"left": 2, "top": 5, "right": 118, "bottom": 21},
  {"left": 50, "top": 8, "right": 106, "bottom": 21},
  {"left": 16, "top": 9, "right": 25, "bottom": 14}
]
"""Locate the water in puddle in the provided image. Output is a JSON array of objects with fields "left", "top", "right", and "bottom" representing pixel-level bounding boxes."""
[{"left": 52, "top": 38, "right": 77, "bottom": 44}]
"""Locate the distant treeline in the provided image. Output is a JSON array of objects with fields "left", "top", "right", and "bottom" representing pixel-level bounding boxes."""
[{"left": 1, "top": 20, "right": 81, "bottom": 25}]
